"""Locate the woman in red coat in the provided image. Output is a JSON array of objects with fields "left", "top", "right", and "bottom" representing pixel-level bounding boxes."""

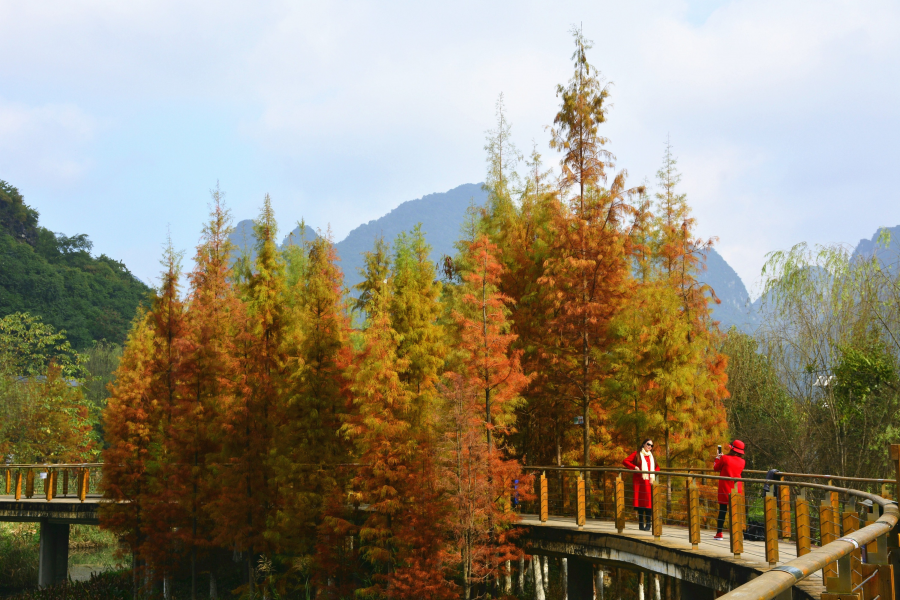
[
  {"left": 713, "top": 440, "right": 746, "bottom": 539},
  {"left": 623, "top": 439, "right": 660, "bottom": 531}
]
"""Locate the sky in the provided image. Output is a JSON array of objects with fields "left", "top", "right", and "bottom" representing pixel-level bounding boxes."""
[{"left": 2, "top": 0, "right": 899, "bottom": 296}]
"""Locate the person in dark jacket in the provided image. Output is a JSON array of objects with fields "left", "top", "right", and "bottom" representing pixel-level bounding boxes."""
[
  {"left": 713, "top": 440, "right": 746, "bottom": 540},
  {"left": 623, "top": 439, "right": 661, "bottom": 531}
]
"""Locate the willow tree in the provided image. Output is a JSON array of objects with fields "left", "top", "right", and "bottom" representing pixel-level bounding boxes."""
[{"left": 757, "top": 238, "right": 900, "bottom": 478}]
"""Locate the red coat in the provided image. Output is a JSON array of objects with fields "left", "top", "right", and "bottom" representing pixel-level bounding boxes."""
[
  {"left": 623, "top": 451, "right": 660, "bottom": 508},
  {"left": 714, "top": 454, "right": 746, "bottom": 504}
]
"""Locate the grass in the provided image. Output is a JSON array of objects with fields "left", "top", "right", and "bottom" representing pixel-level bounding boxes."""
[{"left": 70, "top": 525, "right": 118, "bottom": 549}]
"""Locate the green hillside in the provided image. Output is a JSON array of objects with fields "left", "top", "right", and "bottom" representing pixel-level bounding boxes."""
[{"left": 0, "top": 180, "right": 151, "bottom": 349}]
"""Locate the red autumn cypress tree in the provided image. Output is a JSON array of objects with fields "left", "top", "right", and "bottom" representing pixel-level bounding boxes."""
[
  {"left": 454, "top": 235, "right": 529, "bottom": 450},
  {"left": 331, "top": 288, "right": 455, "bottom": 600},
  {"left": 540, "top": 28, "right": 643, "bottom": 469},
  {"left": 139, "top": 239, "right": 189, "bottom": 589},
  {"left": 648, "top": 141, "right": 728, "bottom": 466},
  {"left": 100, "top": 312, "right": 155, "bottom": 598},
  {"left": 208, "top": 194, "right": 287, "bottom": 594},
  {"left": 172, "top": 186, "right": 245, "bottom": 597},
  {"left": 606, "top": 141, "right": 728, "bottom": 468},
  {"left": 102, "top": 239, "right": 187, "bottom": 593},
  {"left": 447, "top": 233, "right": 529, "bottom": 597}
]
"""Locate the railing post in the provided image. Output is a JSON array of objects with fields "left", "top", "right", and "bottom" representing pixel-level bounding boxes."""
[
  {"left": 45, "top": 468, "right": 53, "bottom": 501},
  {"left": 4, "top": 468, "right": 9, "bottom": 495},
  {"left": 540, "top": 472, "right": 548, "bottom": 524},
  {"left": 765, "top": 489, "right": 779, "bottom": 566},
  {"left": 779, "top": 484, "right": 792, "bottom": 540},
  {"left": 795, "top": 490, "right": 811, "bottom": 557},
  {"left": 14, "top": 471, "right": 21, "bottom": 500},
  {"left": 652, "top": 482, "right": 664, "bottom": 539},
  {"left": 842, "top": 510, "right": 863, "bottom": 590},
  {"left": 825, "top": 553, "right": 854, "bottom": 596},
  {"left": 603, "top": 472, "right": 610, "bottom": 519},
  {"left": 615, "top": 475, "right": 625, "bottom": 534},
  {"left": 576, "top": 475, "right": 585, "bottom": 529},
  {"left": 820, "top": 500, "right": 837, "bottom": 580},
  {"left": 862, "top": 505, "right": 895, "bottom": 600},
  {"left": 687, "top": 477, "right": 700, "bottom": 550},
  {"left": 729, "top": 486, "right": 744, "bottom": 558},
  {"left": 860, "top": 563, "right": 893, "bottom": 600},
  {"left": 80, "top": 468, "right": 89, "bottom": 503},
  {"left": 26, "top": 469, "right": 34, "bottom": 498}
]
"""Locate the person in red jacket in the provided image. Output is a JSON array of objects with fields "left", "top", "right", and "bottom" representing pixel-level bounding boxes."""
[
  {"left": 713, "top": 439, "right": 746, "bottom": 540},
  {"left": 623, "top": 439, "right": 661, "bottom": 531}
]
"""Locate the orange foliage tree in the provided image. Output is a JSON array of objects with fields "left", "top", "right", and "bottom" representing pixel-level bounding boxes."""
[
  {"left": 173, "top": 188, "right": 246, "bottom": 596},
  {"left": 271, "top": 233, "right": 352, "bottom": 562},
  {"left": 331, "top": 290, "right": 455, "bottom": 599},
  {"left": 447, "top": 233, "right": 529, "bottom": 598},
  {"left": 207, "top": 195, "right": 288, "bottom": 595}
]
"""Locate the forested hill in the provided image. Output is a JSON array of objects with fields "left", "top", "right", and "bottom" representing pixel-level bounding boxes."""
[{"left": 0, "top": 180, "right": 152, "bottom": 349}]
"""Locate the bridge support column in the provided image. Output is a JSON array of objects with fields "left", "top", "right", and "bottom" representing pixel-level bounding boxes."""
[
  {"left": 566, "top": 559, "right": 593, "bottom": 600},
  {"left": 38, "top": 519, "right": 69, "bottom": 588}
]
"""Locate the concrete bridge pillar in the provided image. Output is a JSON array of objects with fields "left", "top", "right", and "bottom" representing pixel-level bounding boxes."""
[
  {"left": 566, "top": 558, "right": 594, "bottom": 600},
  {"left": 38, "top": 519, "right": 69, "bottom": 588}
]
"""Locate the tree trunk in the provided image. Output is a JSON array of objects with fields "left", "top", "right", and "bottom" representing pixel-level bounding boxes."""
[
  {"left": 518, "top": 554, "right": 526, "bottom": 594},
  {"left": 561, "top": 558, "right": 568, "bottom": 600},
  {"left": 464, "top": 546, "right": 471, "bottom": 600},
  {"left": 533, "top": 556, "right": 545, "bottom": 600},
  {"left": 638, "top": 572, "right": 644, "bottom": 600},
  {"left": 505, "top": 560, "right": 512, "bottom": 593},
  {"left": 543, "top": 556, "right": 550, "bottom": 593},
  {"left": 596, "top": 568, "right": 605, "bottom": 600},
  {"left": 210, "top": 572, "right": 218, "bottom": 599}
]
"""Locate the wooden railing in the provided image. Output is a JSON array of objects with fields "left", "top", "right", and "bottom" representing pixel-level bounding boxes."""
[
  {"left": 1, "top": 463, "right": 102, "bottom": 502},
  {"left": 524, "top": 445, "right": 900, "bottom": 600}
]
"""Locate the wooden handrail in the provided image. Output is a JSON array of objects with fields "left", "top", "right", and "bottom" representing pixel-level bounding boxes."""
[
  {"left": 523, "top": 465, "right": 896, "bottom": 486},
  {"left": 1, "top": 463, "right": 102, "bottom": 469}
]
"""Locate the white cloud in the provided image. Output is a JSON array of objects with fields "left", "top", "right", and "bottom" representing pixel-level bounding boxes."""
[
  {"left": 0, "top": 100, "right": 97, "bottom": 183},
  {"left": 0, "top": 0, "right": 899, "bottom": 287}
]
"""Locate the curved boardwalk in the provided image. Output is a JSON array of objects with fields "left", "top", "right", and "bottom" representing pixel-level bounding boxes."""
[{"left": 520, "top": 514, "right": 824, "bottom": 598}]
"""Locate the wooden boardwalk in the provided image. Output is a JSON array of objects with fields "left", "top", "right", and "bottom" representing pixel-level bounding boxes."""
[
  {"left": 0, "top": 494, "right": 102, "bottom": 503},
  {"left": 520, "top": 514, "right": 825, "bottom": 597}
]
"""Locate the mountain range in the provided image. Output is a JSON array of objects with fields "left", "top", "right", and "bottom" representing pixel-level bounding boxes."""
[
  {"left": 231, "top": 182, "right": 487, "bottom": 291},
  {"left": 231, "top": 183, "right": 900, "bottom": 335}
]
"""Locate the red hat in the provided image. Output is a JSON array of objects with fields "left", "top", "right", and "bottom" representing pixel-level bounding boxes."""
[{"left": 729, "top": 440, "right": 745, "bottom": 455}]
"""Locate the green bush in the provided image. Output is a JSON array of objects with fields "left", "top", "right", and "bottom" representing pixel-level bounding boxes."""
[
  {"left": 0, "top": 523, "right": 39, "bottom": 592},
  {"left": 5, "top": 570, "right": 131, "bottom": 600}
]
